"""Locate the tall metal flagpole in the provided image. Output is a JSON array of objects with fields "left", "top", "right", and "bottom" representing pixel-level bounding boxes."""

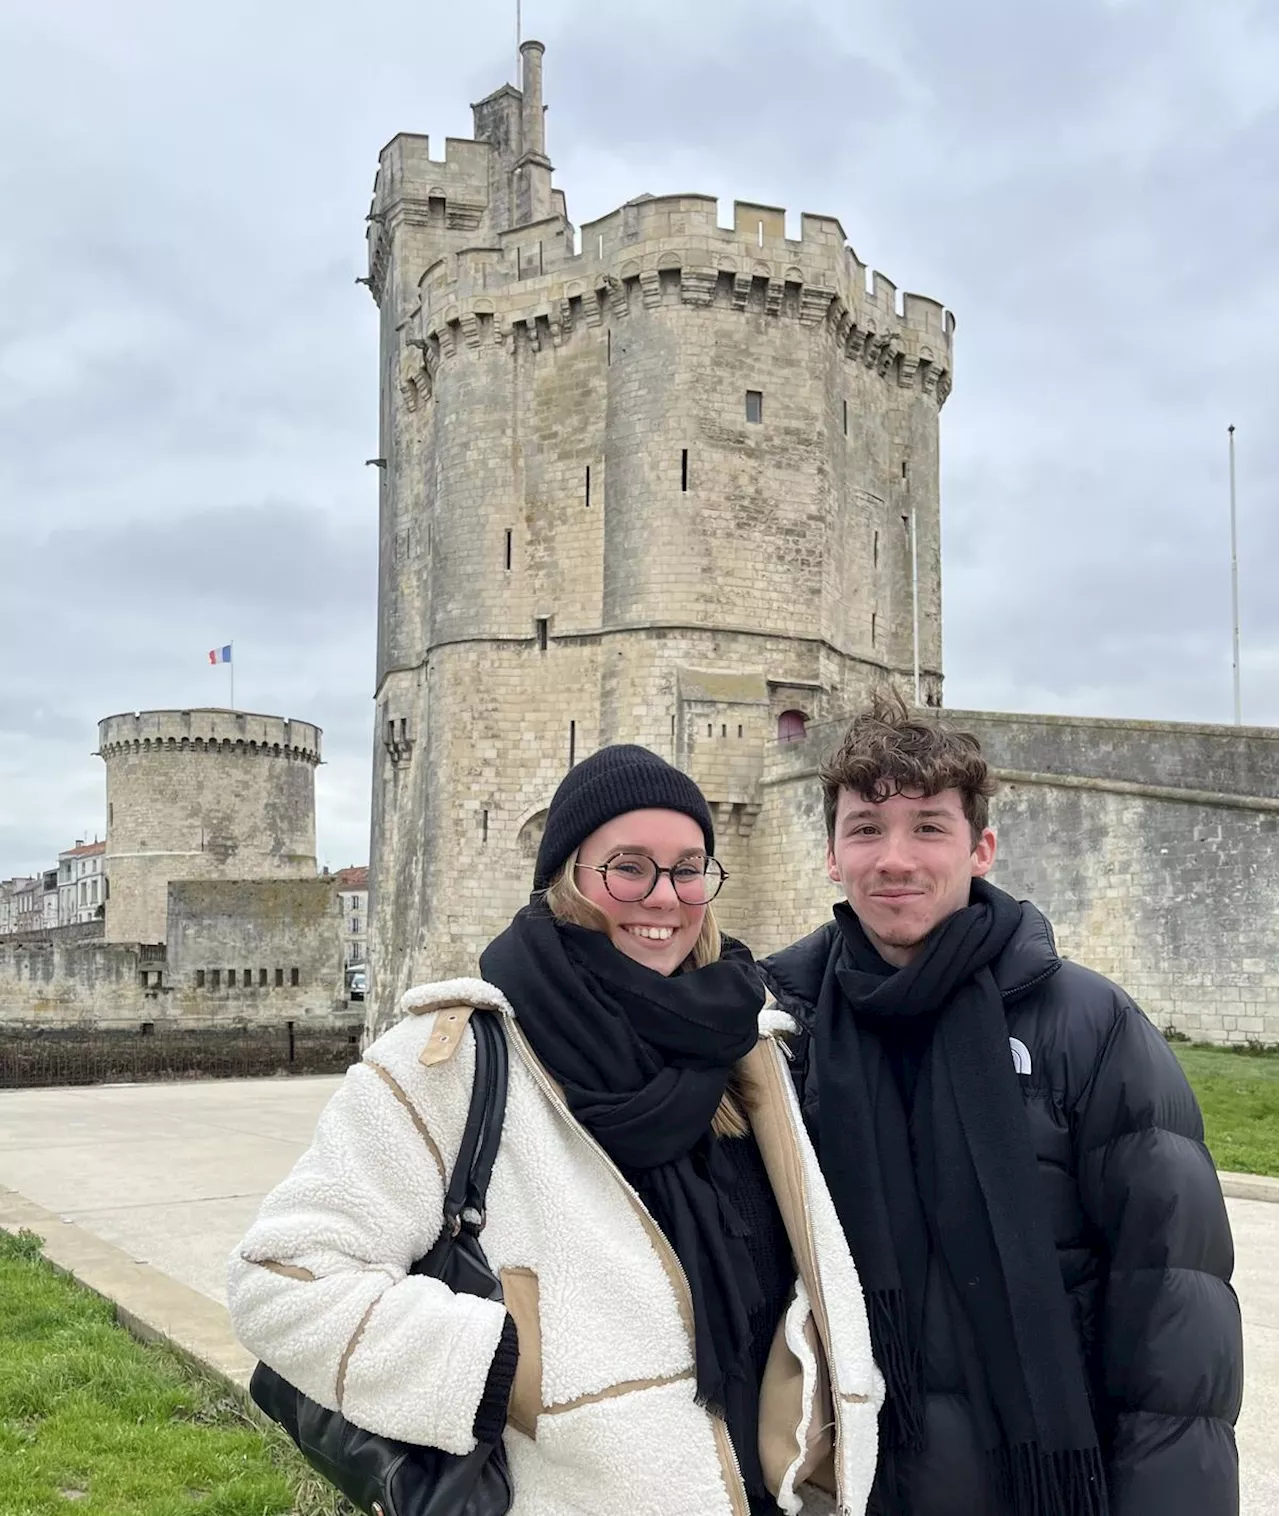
[
  {"left": 1231, "top": 424, "right": 1237, "bottom": 724},
  {"left": 229, "top": 641, "right": 235, "bottom": 713},
  {"left": 1228, "top": 425, "right": 1241, "bottom": 724},
  {"left": 516, "top": 0, "right": 521, "bottom": 82}
]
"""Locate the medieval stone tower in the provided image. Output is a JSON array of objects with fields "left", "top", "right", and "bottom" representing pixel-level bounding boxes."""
[
  {"left": 99, "top": 709, "right": 321, "bottom": 944},
  {"left": 367, "top": 43, "right": 953, "bottom": 1008}
]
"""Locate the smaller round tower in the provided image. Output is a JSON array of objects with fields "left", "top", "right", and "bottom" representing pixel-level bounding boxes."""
[{"left": 97, "top": 708, "right": 322, "bottom": 944}]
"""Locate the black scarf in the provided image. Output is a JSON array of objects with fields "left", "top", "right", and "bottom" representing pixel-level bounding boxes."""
[
  {"left": 479, "top": 906, "right": 766, "bottom": 1427},
  {"left": 815, "top": 879, "right": 1107, "bottom": 1516}
]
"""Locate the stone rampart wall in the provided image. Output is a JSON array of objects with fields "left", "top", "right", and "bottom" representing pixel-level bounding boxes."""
[{"left": 750, "top": 711, "right": 1278, "bottom": 1045}]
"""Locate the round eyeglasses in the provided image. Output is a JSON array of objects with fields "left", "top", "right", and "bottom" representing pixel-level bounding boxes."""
[{"left": 575, "top": 851, "right": 728, "bottom": 906}]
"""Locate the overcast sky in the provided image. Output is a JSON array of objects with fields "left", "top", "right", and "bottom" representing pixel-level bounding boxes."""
[{"left": 1, "top": 0, "right": 1275, "bottom": 877}]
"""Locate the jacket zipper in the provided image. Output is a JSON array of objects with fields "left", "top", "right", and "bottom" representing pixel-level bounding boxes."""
[
  {"left": 504, "top": 1018, "right": 749, "bottom": 1516},
  {"left": 759, "top": 1039, "right": 850, "bottom": 1513}
]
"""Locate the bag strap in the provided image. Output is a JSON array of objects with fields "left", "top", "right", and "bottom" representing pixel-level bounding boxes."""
[{"left": 440, "top": 1010, "right": 509, "bottom": 1238}]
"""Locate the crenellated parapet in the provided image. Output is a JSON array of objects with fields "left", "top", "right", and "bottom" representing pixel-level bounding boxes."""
[
  {"left": 366, "top": 131, "right": 497, "bottom": 305},
  {"left": 392, "top": 192, "right": 954, "bottom": 407},
  {"left": 97, "top": 709, "right": 322, "bottom": 766}
]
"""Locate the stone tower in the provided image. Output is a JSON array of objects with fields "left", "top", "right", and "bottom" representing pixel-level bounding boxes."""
[
  {"left": 98, "top": 709, "right": 322, "bottom": 944},
  {"left": 366, "top": 44, "right": 952, "bottom": 1008}
]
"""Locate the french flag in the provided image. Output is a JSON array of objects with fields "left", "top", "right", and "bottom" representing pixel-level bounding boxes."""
[{"left": 208, "top": 645, "right": 232, "bottom": 665}]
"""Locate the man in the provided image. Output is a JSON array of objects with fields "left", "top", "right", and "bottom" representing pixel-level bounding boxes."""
[{"left": 759, "top": 693, "right": 1241, "bottom": 1516}]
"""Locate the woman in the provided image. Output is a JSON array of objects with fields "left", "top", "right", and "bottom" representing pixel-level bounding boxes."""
[{"left": 228, "top": 745, "right": 882, "bottom": 1516}]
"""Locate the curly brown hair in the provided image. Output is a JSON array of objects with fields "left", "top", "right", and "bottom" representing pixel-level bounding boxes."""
[{"left": 821, "top": 689, "right": 997, "bottom": 844}]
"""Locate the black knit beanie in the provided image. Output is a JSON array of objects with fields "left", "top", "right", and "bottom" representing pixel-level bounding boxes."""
[{"left": 533, "top": 744, "right": 715, "bottom": 891}]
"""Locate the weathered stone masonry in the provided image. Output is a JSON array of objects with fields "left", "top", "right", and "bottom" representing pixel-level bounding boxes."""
[
  {"left": 367, "top": 43, "right": 951, "bottom": 1013},
  {"left": 365, "top": 44, "right": 1278, "bottom": 1046}
]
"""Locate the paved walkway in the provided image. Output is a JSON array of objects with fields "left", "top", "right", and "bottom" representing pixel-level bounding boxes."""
[{"left": 1, "top": 1076, "right": 1275, "bottom": 1513}]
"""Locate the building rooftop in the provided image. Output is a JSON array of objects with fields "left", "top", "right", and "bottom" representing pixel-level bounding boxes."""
[
  {"left": 334, "top": 866, "right": 369, "bottom": 891},
  {"left": 61, "top": 840, "right": 105, "bottom": 859}
]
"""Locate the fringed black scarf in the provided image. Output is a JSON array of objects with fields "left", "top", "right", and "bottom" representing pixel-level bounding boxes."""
[
  {"left": 814, "top": 879, "right": 1107, "bottom": 1516},
  {"left": 479, "top": 905, "right": 765, "bottom": 1426}
]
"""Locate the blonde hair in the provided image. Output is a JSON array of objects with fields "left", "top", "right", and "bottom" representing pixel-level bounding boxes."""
[{"left": 544, "top": 850, "right": 749, "bottom": 1139}]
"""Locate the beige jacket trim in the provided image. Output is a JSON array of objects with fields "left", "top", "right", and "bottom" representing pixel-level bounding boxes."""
[
  {"left": 541, "top": 1370, "right": 697, "bottom": 1419},
  {"left": 363, "top": 1056, "right": 447, "bottom": 1183}
]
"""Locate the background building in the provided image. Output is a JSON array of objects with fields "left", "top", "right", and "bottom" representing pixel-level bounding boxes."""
[
  {"left": 334, "top": 866, "right": 368, "bottom": 966},
  {"left": 364, "top": 44, "right": 1277, "bottom": 1048},
  {"left": 58, "top": 839, "right": 105, "bottom": 925},
  {"left": 1, "top": 878, "right": 36, "bottom": 935}
]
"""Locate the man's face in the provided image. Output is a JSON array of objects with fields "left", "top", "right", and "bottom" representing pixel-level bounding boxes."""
[{"left": 826, "top": 787, "right": 997, "bottom": 966}]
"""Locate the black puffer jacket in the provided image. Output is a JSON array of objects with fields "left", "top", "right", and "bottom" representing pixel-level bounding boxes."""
[{"left": 760, "top": 903, "right": 1242, "bottom": 1516}]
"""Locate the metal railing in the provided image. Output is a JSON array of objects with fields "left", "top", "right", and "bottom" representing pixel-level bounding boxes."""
[{"left": 0, "top": 1021, "right": 365, "bottom": 1090}]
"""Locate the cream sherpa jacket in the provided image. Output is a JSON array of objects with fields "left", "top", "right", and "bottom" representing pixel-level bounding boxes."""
[{"left": 227, "top": 979, "right": 884, "bottom": 1516}]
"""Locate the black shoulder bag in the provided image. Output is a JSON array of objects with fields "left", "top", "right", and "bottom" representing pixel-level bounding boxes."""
[{"left": 249, "top": 1010, "right": 514, "bottom": 1516}]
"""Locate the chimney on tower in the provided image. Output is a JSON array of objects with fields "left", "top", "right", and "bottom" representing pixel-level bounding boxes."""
[
  {"left": 513, "top": 40, "right": 553, "bottom": 225},
  {"left": 520, "top": 40, "right": 547, "bottom": 159}
]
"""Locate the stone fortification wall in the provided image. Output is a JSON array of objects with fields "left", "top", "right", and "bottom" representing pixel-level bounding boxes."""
[
  {"left": 752, "top": 711, "right": 1279, "bottom": 1045},
  {"left": 940, "top": 710, "right": 1278, "bottom": 1045},
  {"left": 0, "top": 879, "right": 346, "bottom": 1028},
  {"left": 165, "top": 878, "right": 343, "bottom": 1014},
  {"left": 99, "top": 709, "right": 321, "bottom": 945},
  {"left": 0, "top": 933, "right": 156, "bottom": 1027}
]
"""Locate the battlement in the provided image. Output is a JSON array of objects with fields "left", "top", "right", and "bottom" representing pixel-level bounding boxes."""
[
  {"left": 398, "top": 191, "right": 953, "bottom": 408},
  {"left": 369, "top": 132, "right": 493, "bottom": 224},
  {"left": 97, "top": 709, "right": 322, "bottom": 765}
]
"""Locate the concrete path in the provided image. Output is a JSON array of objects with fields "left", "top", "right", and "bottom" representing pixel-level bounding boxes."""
[
  {"left": 0, "top": 1076, "right": 1276, "bottom": 1513},
  {"left": 0, "top": 1075, "right": 341, "bottom": 1304}
]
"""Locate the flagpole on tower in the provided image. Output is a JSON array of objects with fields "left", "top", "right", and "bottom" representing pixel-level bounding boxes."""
[
  {"left": 229, "top": 641, "right": 235, "bottom": 712},
  {"left": 516, "top": 0, "right": 522, "bottom": 85}
]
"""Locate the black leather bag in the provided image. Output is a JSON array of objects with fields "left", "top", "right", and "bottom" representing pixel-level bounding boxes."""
[{"left": 250, "top": 1010, "right": 514, "bottom": 1516}]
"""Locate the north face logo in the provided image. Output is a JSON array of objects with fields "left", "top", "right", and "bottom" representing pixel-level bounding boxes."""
[{"left": 1010, "top": 1037, "right": 1032, "bottom": 1075}]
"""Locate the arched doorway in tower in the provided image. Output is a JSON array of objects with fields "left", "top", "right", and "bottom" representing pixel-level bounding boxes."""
[{"left": 777, "top": 710, "right": 808, "bottom": 744}]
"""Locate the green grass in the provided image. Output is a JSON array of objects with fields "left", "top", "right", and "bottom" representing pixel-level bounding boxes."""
[
  {"left": 1173, "top": 1043, "right": 1278, "bottom": 1178},
  {"left": 0, "top": 1228, "right": 356, "bottom": 1516}
]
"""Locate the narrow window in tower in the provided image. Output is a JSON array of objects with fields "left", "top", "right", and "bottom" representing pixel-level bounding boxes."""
[
  {"left": 210, "top": 969, "right": 220, "bottom": 989},
  {"left": 871, "top": 612, "right": 877, "bottom": 646},
  {"left": 738, "top": 724, "right": 744, "bottom": 738},
  {"left": 275, "top": 967, "right": 284, "bottom": 987},
  {"left": 721, "top": 724, "right": 727, "bottom": 738},
  {"left": 108, "top": 803, "right": 113, "bottom": 824},
  {"left": 707, "top": 724, "right": 713, "bottom": 738},
  {"left": 873, "top": 530, "right": 879, "bottom": 568},
  {"left": 195, "top": 969, "right": 205, "bottom": 989},
  {"left": 598, "top": 233, "right": 604, "bottom": 258},
  {"left": 746, "top": 390, "right": 763, "bottom": 424},
  {"left": 757, "top": 220, "right": 764, "bottom": 248},
  {"left": 902, "top": 460, "right": 909, "bottom": 479},
  {"left": 481, "top": 809, "right": 489, "bottom": 844},
  {"left": 843, "top": 399, "right": 848, "bottom": 436},
  {"left": 505, "top": 529, "right": 513, "bottom": 570},
  {"left": 607, "top": 329, "right": 612, "bottom": 365},
  {"left": 259, "top": 968, "right": 267, "bottom": 987},
  {"left": 538, "top": 241, "right": 544, "bottom": 276},
  {"left": 681, "top": 449, "right": 689, "bottom": 492},
  {"left": 227, "top": 969, "right": 236, "bottom": 988},
  {"left": 516, "top": 246, "right": 521, "bottom": 279},
  {"left": 290, "top": 967, "right": 300, "bottom": 987},
  {"left": 569, "top": 721, "right": 577, "bottom": 767},
  {"left": 584, "top": 466, "right": 591, "bottom": 507},
  {"left": 536, "top": 618, "right": 549, "bottom": 651}
]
